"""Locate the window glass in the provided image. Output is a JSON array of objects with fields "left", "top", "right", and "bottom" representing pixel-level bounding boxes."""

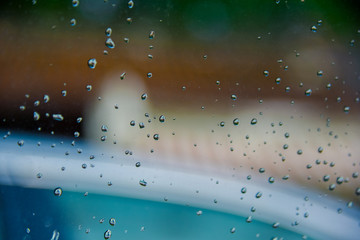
[{"left": 0, "top": 1, "right": 359, "bottom": 239}]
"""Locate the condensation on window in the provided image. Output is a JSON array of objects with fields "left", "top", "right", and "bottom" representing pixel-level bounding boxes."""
[{"left": 0, "top": 0, "right": 359, "bottom": 239}]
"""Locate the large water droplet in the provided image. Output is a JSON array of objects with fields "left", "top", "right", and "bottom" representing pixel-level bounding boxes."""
[
  {"left": 72, "top": 0, "right": 79, "bottom": 7},
  {"left": 109, "top": 218, "right": 116, "bottom": 226},
  {"left": 128, "top": 0, "right": 134, "bottom": 9}
]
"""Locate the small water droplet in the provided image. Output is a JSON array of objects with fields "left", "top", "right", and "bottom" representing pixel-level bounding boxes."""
[
  {"left": 275, "top": 77, "right": 281, "bottom": 84},
  {"left": 285, "top": 86, "right": 291, "bottom": 92},
  {"left": 241, "top": 187, "right": 247, "bottom": 194},
  {"left": 77, "top": 117, "right": 83, "bottom": 123},
  {"left": 139, "top": 179, "right": 147, "bottom": 186},
  {"left": 259, "top": 168, "right": 265, "bottom": 173},
  {"left": 105, "top": 27, "right": 112, "bottom": 37},
  {"left": 343, "top": 106, "right": 350, "bottom": 113},
  {"left": 230, "top": 227, "right": 236, "bottom": 234},
  {"left": 70, "top": 18, "right": 76, "bottom": 26},
  {"left": 135, "top": 162, "right": 141, "bottom": 167},
  {"left": 159, "top": 115, "right": 165, "bottom": 122},
  {"left": 33, "top": 112, "right": 40, "bottom": 121},
  {"left": 149, "top": 31, "right": 155, "bottom": 39},
  {"left": 255, "top": 192, "right": 262, "bottom": 198},
  {"left": 105, "top": 38, "right": 115, "bottom": 49},
  {"left": 19, "top": 105, "right": 26, "bottom": 111},
  {"left": 147, "top": 72, "right": 152, "bottom": 78},
  {"left": 109, "top": 218, "right": 116, "bottom": 226},
  {"left": 72, "top": 0, "right": 79, "bottom": 7},
  {"left": 43, "top": 94, "right": 50, "bottom": 103},
  {"left": 311, "top": 25, "right": 317, "bottom": 32},
  {"left": 272, "top": 222, "right": 280, "bottom": 228},
  {"left": 297, "top": 149, "right": 303, "bottom": 155},
  {"left": 141, "top": 93, "right": 148, "bottom": 100},
  {"left": 250, "top": 118, "right": 257, "bottom": 125},
  {"left": 268, "top": 176, "right": 275, "bottom": 183},
  {"left": 317, "top": 70, "right": 323, "bottom": 77},
  {"left": 263, "top": 70, "right": 269, "bottom": 77},
  {"left": 17, "top": 140, "right": 24, "bottom": 147},
  {"left": 283, "top": 144, "right": 289, "bottom": 150},
  {"left": 74, "top": 131, "right": 80, "bottom": 138},
  {"left": 101, "top": 125, "right": 108, "bottom": 132},
  {"left": 305, "top": 89, "right": 312, "bottom": 96},
  {"left": 52, "top": 114, "right": 64, "bottom": 121},
  {"left": 54, "top": 187, "right": 63, "bottom": 196},
  {"left": 336, "top": 177, "right": 344, "bottom": 184},
  {"left": 153, "top": 134, "right": 159, "bottom": 140},
  {"left": 219, "top": 121, "right": 225, "bottom": 127},
  {"left": 233, "top": 118, "right": 239, "bottom": 126},
  {"left": 104, "top": 229, "right": 112, "bottom": 239},
  {"left": 355, "top": 187, "right": 360, "bottom": 196},
  {"left": 246, "top": 216, "right": 252, "bottom": 223},
  {"left": 329, "top": 184, "right": 336, "bottom": 191},
  {"left": 128, "top": 0, "right": 134, "bottom": 9},
  {"left": 231, "top": 94, "right": 237, "bottom": 100},
  {"left": 139, "top": 122, "right": 145, "bottom": 129},
  {"left": 88, "top": 58, "right": 97, "bottom": 69},
  {"left": 61, "top": 90, "right": 67, "bottom": 96},
  {"left": 126, "top": 17, "right": 132, "bottom": 24}
]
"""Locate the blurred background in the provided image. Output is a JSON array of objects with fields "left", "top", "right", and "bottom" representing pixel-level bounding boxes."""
[{"left": 0, "top": 0, "right": 360, "bottom": 239}]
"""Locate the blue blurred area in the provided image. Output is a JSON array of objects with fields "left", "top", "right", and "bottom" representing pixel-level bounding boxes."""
[{"left": 0, "top": 185, "right": 308, "bottom": 240}]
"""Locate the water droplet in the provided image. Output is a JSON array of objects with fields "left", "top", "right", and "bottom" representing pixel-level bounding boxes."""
[
  {"left": 241, "top": 187, "right": 247, "bottom": 194},
  {"left": 196, "top": 210, "right": 203, "bottom": 216},
  {"left": 219, "top": 121, "right": 225, "bottom": 127},
  {"left": 149, "top": 31, "right": 155, "bottom": 39},
  {"left": 44, "top": 94, "right": 50, "bottom": 103},
  {"left": 153, "top": 134, "right": 159, "bottom": 140},
  {"left": 17, "top": 140, "right": 24, "bottom": 147},
  {"left": 124, "top": 37, "right": 129, "bottom": 43},
  {"left": 355, "top": 187, "right": 360, "bottom": 196},
  {"left": 159, "top": 115, "right": 165, "bottom": 122},
  {"left": 128, "top": 0, "right": 134, "bottom": 9},
  {"left": 230, "top": 227, "right": 236, "bottom": 233},
  {"left": 87, "top": 58, "right": 97, "bottom": 69},
  {"left": 297, "top": 149, "right": 303, "bottom": 155},
  {"left": 284, "top": 132, "right": 289, "bottom": 138},
  {"left": 250, "top": 118, "right": 257, "bottom": 125},
  {"left": 141, "top": 93, "right": 148, "bottom": 100},
  {"left": 54, "top": 187, "right": 63, "bottom": 196},
  {"left": 275, "top": 77, "right": 281, "bottom": 84},
  {"left": 70, "top": 18, "right": 76, "bottom": 26},
  {"left": 101, "top": 125, "right": 108, "bottom": 132},
  {"left": 130, "top": 120, "right": 135, "bottom": 126},
  {"left": 74, "top": 132, "right": 80, "bottom": 138},
  {"left": 259, "top": 168, "right": 265, "bottom": 173},
  {"left": 33, "top": 112, "right": 40, "bottom": 121},
  {"left": 268, "top": 176, "right": 275, "bottom": 183},
  {"left": 317, "top": 70, "right": 323, "bottom": 77},
  {"left": 105, "top": 38, "right": 115, "bottom": 49},
  {"left": 329, "top": 184, "right": 336, "bottom": 191},
  {"left": 77, "top": 117, "right": 83, "bottom": 123},
  {"left": 109, "top": 218, "right": 116, "bottom": 226},
  {"left": 285, "top": 86, "right": 291, "bottom": 92},
  {"left": 34, "top": 100, "right": 40, "bottom": 107},
  {"left": 283, "top": 144, "right": 289, "bottom": 150},
  {"left": 343, "top": 106, "right": 350, "bottom": 113},
  {"left": 246, "top": 216, "right": 252, "bottom": 223},
  {"left": 135, "top": 162, "right": 141, "bottom": 167},
  {"left": 317, "top": 146, "right": 323, "bottom": 153},
  {"left": 101, "top": 136, "right": 107, "bottom": 141},
  {"left": 255, "top": 192, "right": 262, "bottom": 198},
  {"left": 52, "top": 114, "right": 64, "bottom": 121},
  {"left": 231, "top": 94, "right": 237, "bottom": 100},
  {"left": 352, "top": 172, "right": 359, "bottom": 178},
  {"left": 311, "top": 25, "right": 317, "bottom": 32},
  {"left": 72, "top": 0, "right": 79, "bottom": 7},
  {"left": 61, "top": 90, "right": 67, "bottom": 96},
  {"left": 336, "top": 177, "right": 344, "bottom": 184},
  {"left": 126, "top": 17, "right": 132, "bottom": 24},
  {"left": 104, "top": 229, "right": 112, "bottom": 239},
  {"left": 82, "top": 163, "right": 87, "bottom": 169},
  {"left": 305, "top": 89, "right": 312, "bottom": 96},
  {"left": 105, "top": 27, "right": 112, "bottom": 37},
  {"left": 19, "top": 105, "right": 26, "bottom": 111},
  {"left": 272, "top": 222, "right": 280, "bottom": 228},
  {"left": 139, "top": 179, "right": 147, "bottom": 186},
  {"left": 147, "top": 72, "right": 152, "bottom": 78},
  {"left": 139, "top": 122, "right": 145, "bottom": 129},
  {"left": 233, "top": 118, "right": 239, "bottom": 126},
  {"left": 263, "top": 70, "right": 269, "bottom": 77}
]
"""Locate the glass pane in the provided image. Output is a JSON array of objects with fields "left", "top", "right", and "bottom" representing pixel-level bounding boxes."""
[{"left": 0, "top": 0, "right": 359, "bottom": 239}]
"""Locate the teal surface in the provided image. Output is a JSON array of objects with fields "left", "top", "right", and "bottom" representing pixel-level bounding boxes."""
[{"left": 0, "top": 185, "right": 310, "bottom": 240}]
